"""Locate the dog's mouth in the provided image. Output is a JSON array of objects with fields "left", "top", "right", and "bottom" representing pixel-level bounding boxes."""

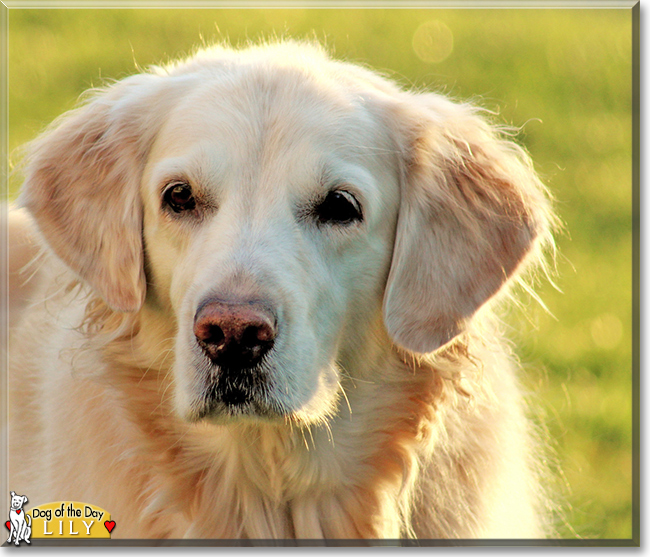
[
  {"left": 189, "top": 360, "right": 283, "bottom": 422},
  {"left": 208, "top": 364, "right": 267, "bottom": 406}
]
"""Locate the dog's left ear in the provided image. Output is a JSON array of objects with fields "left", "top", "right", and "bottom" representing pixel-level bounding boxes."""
[
  {"left": 21, "top": 496, "right": 27, "bottom": 505},
  {"left": 383, "top": 94, "right": 553, "bottom": 354}
]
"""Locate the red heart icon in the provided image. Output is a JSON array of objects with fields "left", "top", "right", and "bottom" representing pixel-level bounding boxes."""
[
  {"left": 16, "top": 510, "right": 21, "bottom": 515},
  {"left": 104, "top": 520, "right": 116, "bottom": 533},
  {"left": 4, "top": 520, "right": 10, "bottom": 530}
]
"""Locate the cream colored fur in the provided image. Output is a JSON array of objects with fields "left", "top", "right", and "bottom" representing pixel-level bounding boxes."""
[{"left": 9, "top": 42, "right": 554, "bottom": 540}]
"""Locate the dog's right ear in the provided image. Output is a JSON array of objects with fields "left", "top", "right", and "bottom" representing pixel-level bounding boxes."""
[
  {"left": 10, "top": 491, "right": 15, "bottom": 497},
  {"left": 19, "top": 72, "right": 192, "bottom": 312}
]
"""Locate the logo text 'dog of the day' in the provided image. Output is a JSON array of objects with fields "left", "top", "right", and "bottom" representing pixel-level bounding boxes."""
[{"left": 25, "top": 501, "right": 113, "bottom": 539}]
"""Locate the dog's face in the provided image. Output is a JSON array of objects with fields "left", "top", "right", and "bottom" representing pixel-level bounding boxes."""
[
  {"left": 20, "top": 44, "right": 551, "bottom": 426},
  {"left": 10, "top": 492, "right": 27, "bottom": 510},
  {"left": 141, "top": 70, "right": 400, "bottom": 422}
]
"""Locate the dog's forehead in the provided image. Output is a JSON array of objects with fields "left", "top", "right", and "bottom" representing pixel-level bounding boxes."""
[{"left": 149, "top": 64, "right": 395, "bottom": 187}]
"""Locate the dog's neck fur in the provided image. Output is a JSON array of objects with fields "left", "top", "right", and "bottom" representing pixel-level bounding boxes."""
[{"left": 97, "top": 304, "right": 456, "bottom": 539}]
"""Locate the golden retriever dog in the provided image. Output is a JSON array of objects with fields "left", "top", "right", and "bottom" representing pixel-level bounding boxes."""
[{"left": 9, "top": 42, "right": 555, "bottom": 540}]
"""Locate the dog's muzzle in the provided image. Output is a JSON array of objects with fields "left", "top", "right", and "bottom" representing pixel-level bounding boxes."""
[{"left": 193, "top": 299, "right": 277, "bottom": 407}]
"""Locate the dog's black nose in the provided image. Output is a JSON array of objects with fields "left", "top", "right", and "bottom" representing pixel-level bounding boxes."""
[{"left": 193, "top": 300, "right": 276, "bottom": 370}]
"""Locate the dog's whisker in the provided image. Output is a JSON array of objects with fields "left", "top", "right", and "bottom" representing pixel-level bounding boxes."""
[
  {"left": 322, "top": 420, "right": 335, "bottom": 448},
  {"left": 338, "top": 368, "right": 376, "bottom": 386},
  {"left": 336, "top": 379, "right": 352, "bottom": 417},
  {"left": 299, "top": 427, "right": 310, "bottom": 452},
  {"left": 138, "top": 344, "right": 176, "bottom": 387}
]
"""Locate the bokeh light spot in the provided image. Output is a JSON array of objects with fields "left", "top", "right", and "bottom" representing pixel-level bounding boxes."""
[
  {"left": 412, "top": 20, "right": 454, "bottom": 64},
  {"left": 591, "top": 313, "right": 623, "bottom": 350}
]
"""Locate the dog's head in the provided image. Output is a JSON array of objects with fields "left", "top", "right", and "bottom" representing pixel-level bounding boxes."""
[
  {"left": 20, "top": 43, "right": 552, "bottom": 425},
  {"left": 10, "top": 492, "right": 27, "bottom": 510}
]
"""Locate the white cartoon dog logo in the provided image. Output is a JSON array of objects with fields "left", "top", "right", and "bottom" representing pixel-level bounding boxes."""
[{"left": 7, "top": 491, "right": 31, "bottom": 545}]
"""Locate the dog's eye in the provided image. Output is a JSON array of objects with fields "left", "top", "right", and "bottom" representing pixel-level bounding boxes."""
[
  {"left": 163, "top": 182, "right": 196, "bottom": 213},
  {"left": 314, "top": 190, "right": 363, "bottom": 225}
]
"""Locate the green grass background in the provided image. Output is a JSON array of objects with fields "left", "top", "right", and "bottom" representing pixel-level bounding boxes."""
[{"left": 7, "top": 7, "right": 634, "bottom": 540}]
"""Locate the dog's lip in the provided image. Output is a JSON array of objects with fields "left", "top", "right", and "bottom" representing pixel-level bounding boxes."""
[
  {"left": 197, "top": 404, "right": 290, "bottom": 425},
  {"left": 198, "top": 392, "right": 273, "bottom": 418},
  {"left": 187, "top": 386, "right": 290, "bottom": 423},
  {"left": 190, "top": 404, "right": 263, "bottom": 424}
]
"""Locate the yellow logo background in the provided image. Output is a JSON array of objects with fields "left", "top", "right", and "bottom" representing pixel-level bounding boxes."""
[{"left": 27, "top": 501, "right": 112, "bottom": 539}]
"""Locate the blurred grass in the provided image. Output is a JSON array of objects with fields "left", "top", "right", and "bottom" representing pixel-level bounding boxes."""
[{"left": 7, "top": 7, "right": 634, "bottom": 540}]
